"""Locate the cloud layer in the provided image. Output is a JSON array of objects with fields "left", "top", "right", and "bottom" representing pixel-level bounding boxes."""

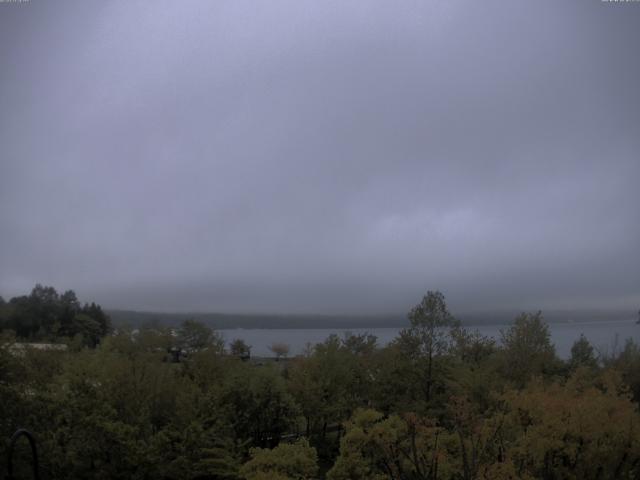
[{"left": 1, "top": 0, "right": 639, "bottom": 314}]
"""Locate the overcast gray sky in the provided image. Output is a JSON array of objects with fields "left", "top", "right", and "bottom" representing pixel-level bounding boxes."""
[{"left": 1, "top": 0, "right": 639, "bottom": 315}]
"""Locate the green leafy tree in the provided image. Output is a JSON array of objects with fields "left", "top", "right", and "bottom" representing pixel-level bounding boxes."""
[
  {"left": 367, "top": 342, "right": 419, "bottom": 413},
  {"left": 240, "top": 439, "right": 318, "bottom": 480},
  {"left": 605, "top": 338, "right": 640, "bottom": 402},
  {"left": 328, "top": 409, "right": 450, "bottom": 480},
  {"left": 72, "top": 313, "right": 103, "bottom": 347},
  {"left": 56, "top": 290, "right": 80, "bottom": 336},
  {"left": 178, "top": 319, "right": 224, "bottom": 353},
  {"left": 341, "top": 332, "right": 377, "bottom": 356},
  {"left": 81, "top": 301, "right": 112, "bottom": 337},
  {"left": 394, "top": 290, "right": 457, "bottom": 404},
  {"left": 7, "top": 294, "right": 44, "bottom": 338},
  {"left": 450, "top": 326, "right": 496, "bottom": 364},
  {"left": 0, "top": 299, "right": 11, "bottom": 332},
  {"left": 494, "top": 374, "right": 640, "bottom": 479},
  {"left": 219, "top": 364, "right": 300, "bottom": 448},
  {"left": 500, "top": 311, "right": 558, "bottom": 386},
  {"left": 1, "top": 285, "right": 111, "bottom": 344},
  {"left": 148, "top": 422, "right": 241, "bottom": 479},
  {"left": 569, "top": 334, "right": 598, "bottom": 370},
  {"left": 230, "top": 338, "right": 252, "bottom": 360},
  {"left": 288, "top": 334, "right": 373, "bottom": 445}
]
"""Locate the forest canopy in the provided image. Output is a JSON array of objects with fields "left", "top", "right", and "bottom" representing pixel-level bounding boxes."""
[
  {"left": 0, "top": 284, "right": 111, "bottom": 347},
  {"left": 1, "top": 287, "right": 639, "bottom": 479}
]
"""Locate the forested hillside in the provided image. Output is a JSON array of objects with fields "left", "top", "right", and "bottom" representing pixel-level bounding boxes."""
[{"left": 1, "top": 288, "right": 640, "bottom": 479}]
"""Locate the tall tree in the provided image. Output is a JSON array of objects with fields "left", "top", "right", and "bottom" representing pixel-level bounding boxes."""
[
  {"left": 569, "top": 334, "right": 598, "bottom": 370},
  {"left": 500, "top": 311, "right": 558, "bottom": 386},
  {"left": 398, "top": 290, "right": 457, "bottom": 403},
  {"left": 177, "top": 319, "right": 224, "bottom": 353}
]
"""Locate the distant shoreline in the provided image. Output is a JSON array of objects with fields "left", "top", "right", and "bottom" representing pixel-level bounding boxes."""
[
  {"left": 215, "top": 319, "right": 639, "bottom": 331},
  {"left": 107, "top": 308, "right": 636, "bottom": 330}
]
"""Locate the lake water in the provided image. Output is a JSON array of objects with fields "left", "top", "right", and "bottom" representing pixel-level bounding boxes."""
[{"left": 219, "top": 320, "right": 640, "bottom": 358}]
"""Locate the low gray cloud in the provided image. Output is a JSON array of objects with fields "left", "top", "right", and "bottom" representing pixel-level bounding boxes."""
[{"left": 1, "top": 0, "right": 639, "bottom": 314}]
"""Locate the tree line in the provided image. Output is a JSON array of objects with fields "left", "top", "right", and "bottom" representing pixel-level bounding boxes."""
[
  {"left": 1, "top": 287, "right": 639, "bottom": 479},
  {"left": 0, "top": 285, "right": 111, "bottom": 347}
]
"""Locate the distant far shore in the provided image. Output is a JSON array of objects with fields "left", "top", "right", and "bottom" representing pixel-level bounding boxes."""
[{"left": 107, "top": 308, "right": 636, "bottom": 330}]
